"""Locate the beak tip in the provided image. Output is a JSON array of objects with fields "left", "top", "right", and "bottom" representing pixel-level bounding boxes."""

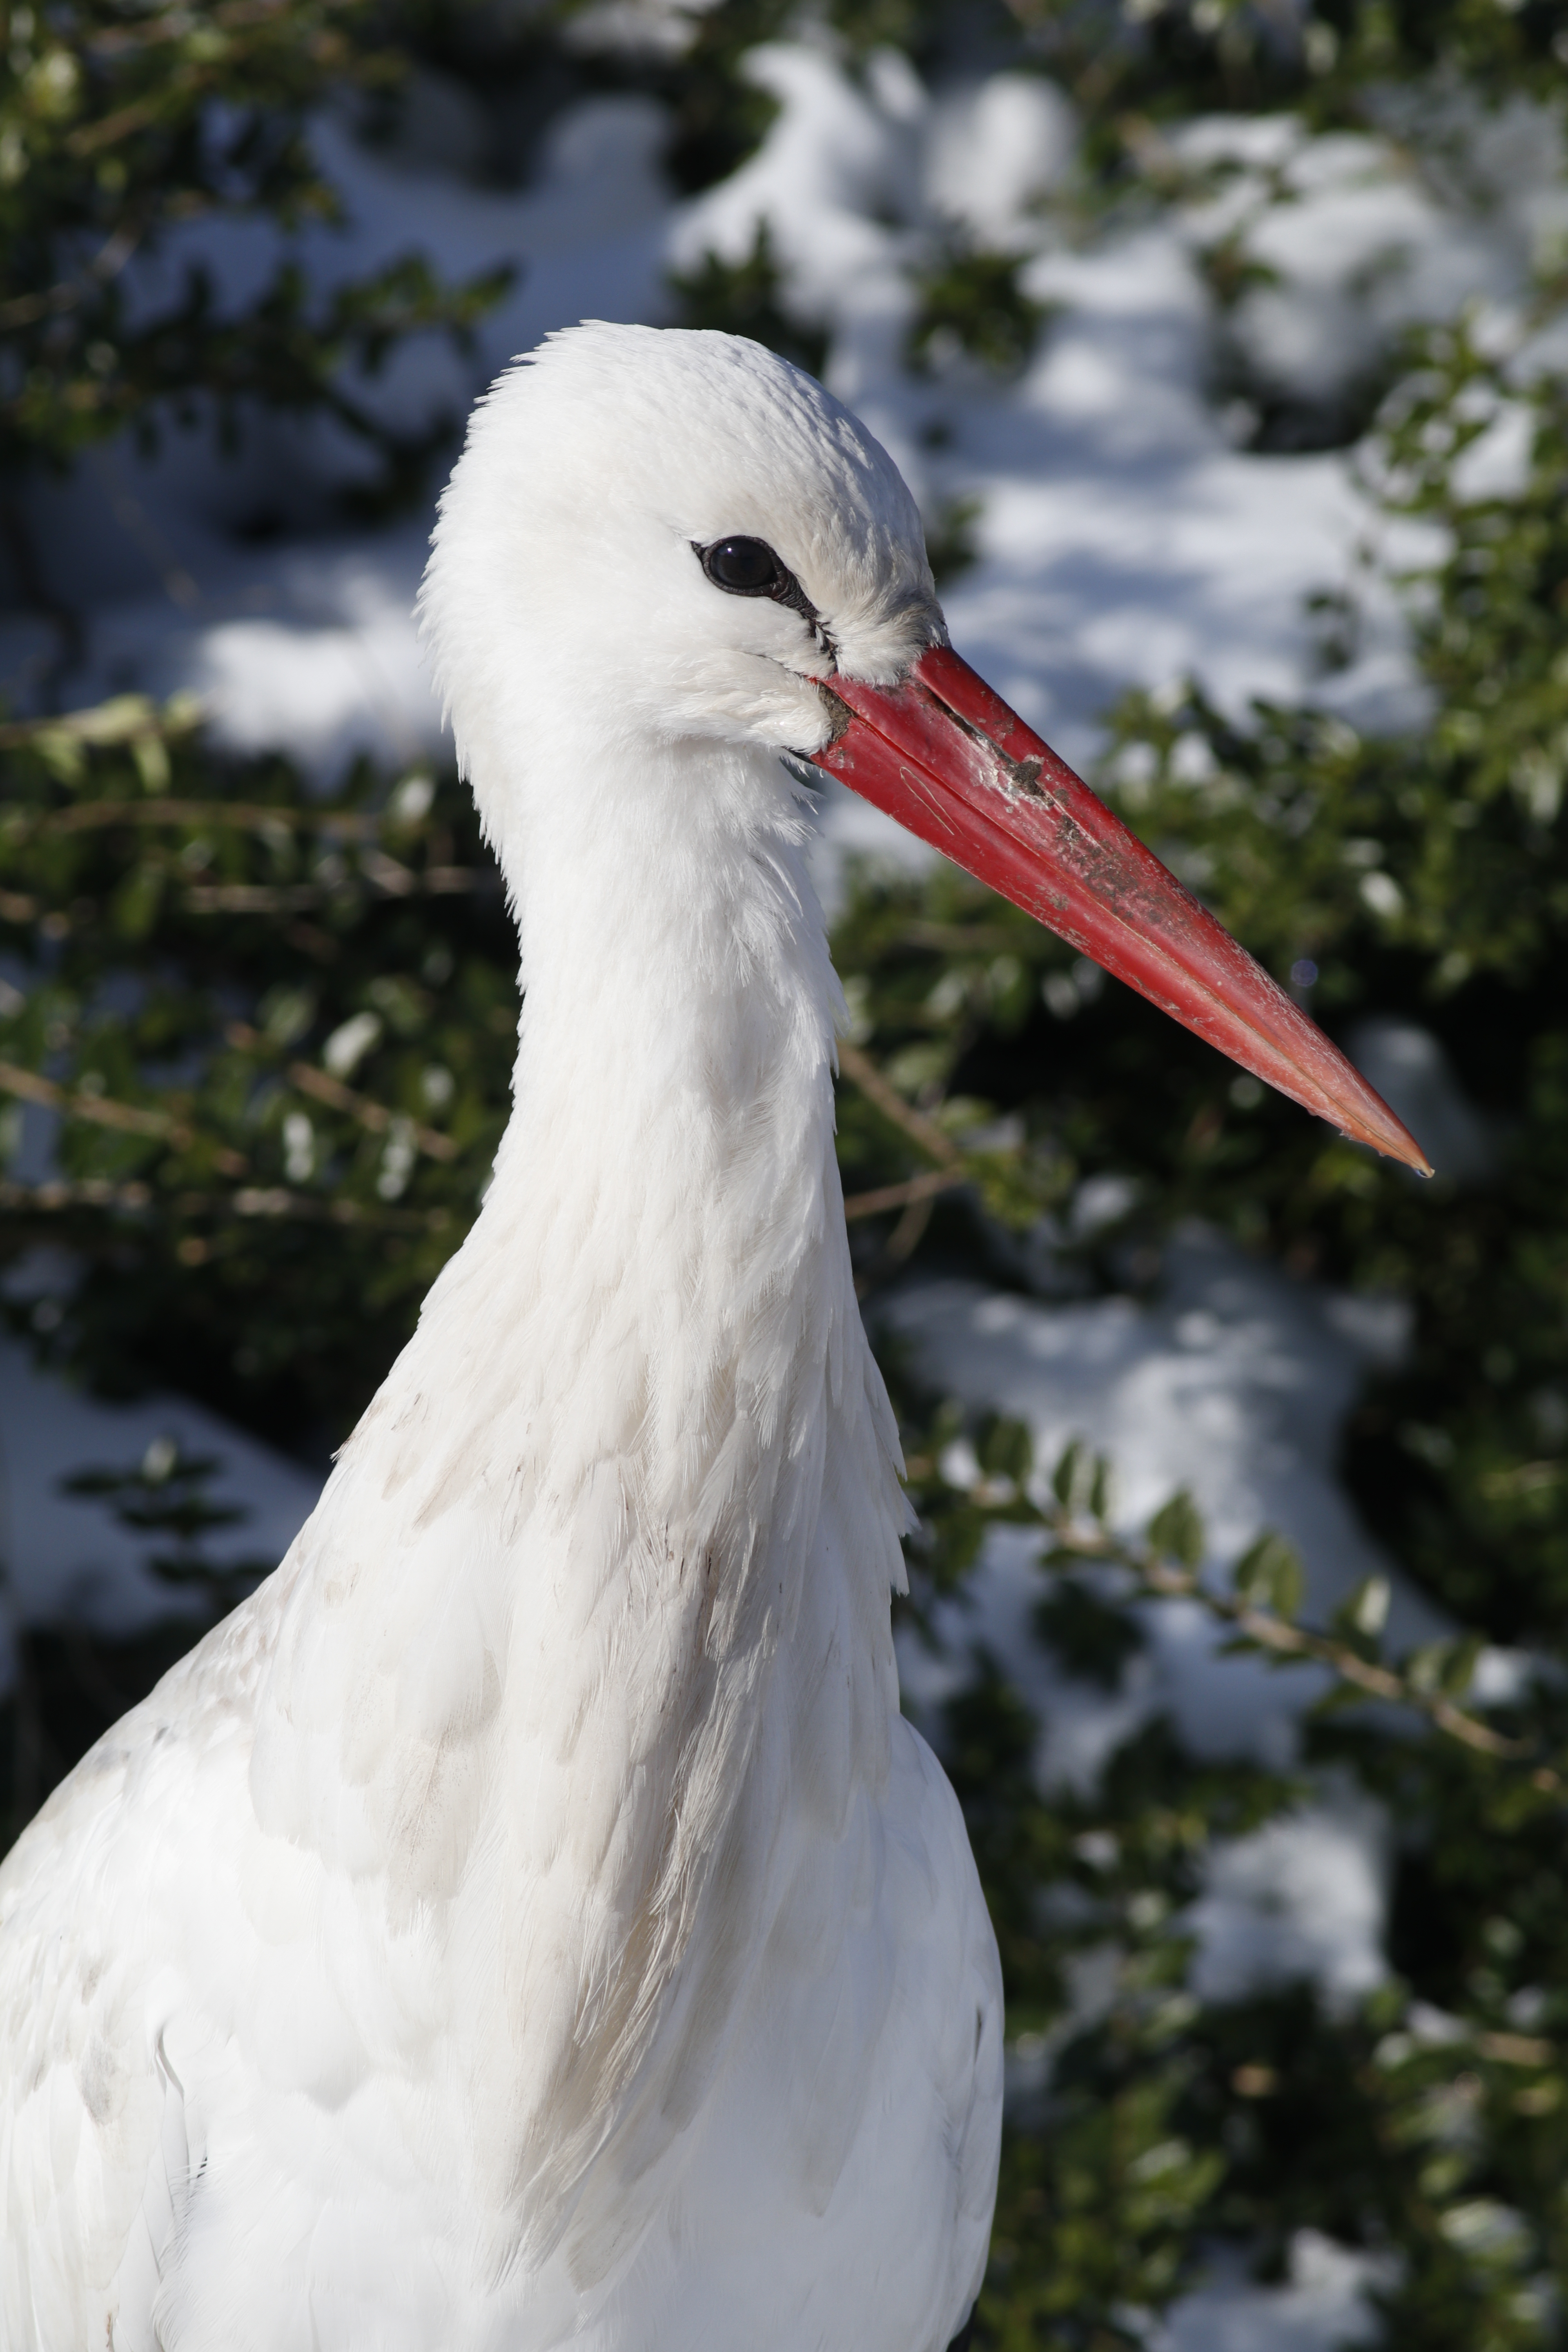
[
  {"left": 1379, "top": 1116, "right": 1435, "bottom": 1180},
  {"left": 1349, "top": 1120, "right": 1433, "bottom": 1178}
]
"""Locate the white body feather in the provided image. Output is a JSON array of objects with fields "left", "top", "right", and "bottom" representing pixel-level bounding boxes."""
[{"left": 0, "top": 325, "right": 1002, "bottom": 2350}]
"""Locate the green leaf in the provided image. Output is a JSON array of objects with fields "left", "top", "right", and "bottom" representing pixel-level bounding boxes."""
[
  {"left": 1051, "top": 1436, "right": 1082, "bottom": 1508},
  {"left": 1232, "top": 1531, "right": 1305, "bottom": 1621},
  {"left": 1406, "top": 1641, "right": 1451, "bottom": 1697},
  {"left": 1148, "top": 1490, "right": 1205, "bottom": 1571},
  {"left": 981, "top": 1414, "right": 1035, "bottom": 1485},
  {"left": 1439, "top": 1632, "right": 1486, "bottom": 1700},
  {"left": 1336, "top": 1572, "right": 1392, "bottom": 1642},
  {"left": 111, "top": 864, "right": 165, "bottom": 942}
]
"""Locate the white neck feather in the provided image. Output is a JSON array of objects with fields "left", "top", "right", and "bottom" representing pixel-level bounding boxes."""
[{"left": 252, "top": 732, "right": 907, "bottom": 2275}]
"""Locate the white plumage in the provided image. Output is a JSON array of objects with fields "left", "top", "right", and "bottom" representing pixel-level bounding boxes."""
[{"left": 0, "top": 324, "right": 1003, "bottom": 2350}]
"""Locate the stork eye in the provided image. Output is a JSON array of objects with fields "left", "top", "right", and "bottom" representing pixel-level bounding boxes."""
[
  {"left": 692, "top": 533, "right": 831, "bottom": 655},
  {"left": 699, "top": 536, "right": 789, "bottom": 595}
]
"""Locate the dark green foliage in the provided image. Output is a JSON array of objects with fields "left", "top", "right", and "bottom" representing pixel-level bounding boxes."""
[
  {"left": 572, "top": 0, "right": 1020, "bottom": 197},
  {"left": 2, "top": 1616, "right": 199, "bottom": 1852},
  {"left": 907, "top": 243, "right": 1049, "bottom": 381},
  {"left": 981, "top": 2011, "right": 1226, "bottom": 2349},
  {"left": 922, "top": 491, "right": 984, "bottom": 586},
  {"left": 895, "top": 1410, "right": 1568, "bottom": 2348},
  {"left": 1199, "top": 232, "right": 1396, "bottom": 455},
  {"left": 603, "top": 0, "right": 793, "bottom": 194},
  {"left": 0, "top": 716, "right": 516, "bottom": 1446},
  {"left": 1011, "top": 0, "right": 1568, "bottom": 138},
  {"left": 667, "top": 220, "right": 829, "bottom": 377},
  {"left": 1034, "top": 1576, "right": 1144, "bottom": 1693},
  {"left": 930, "top": 1565, "right": 1288, "bottom": 2345},
  {"left": 0, "top": 0, "right": 508, "bottom": 495},
  {"left": 0, "top": 1436, "right": 279, "bottom": 1847}
]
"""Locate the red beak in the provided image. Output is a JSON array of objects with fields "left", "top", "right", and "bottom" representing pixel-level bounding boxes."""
[{"left": 813, "top": 644, "right": 1431, "bottom": 1175}]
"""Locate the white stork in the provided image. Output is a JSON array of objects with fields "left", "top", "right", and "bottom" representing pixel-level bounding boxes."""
[{"left": 0, "top": 323, "right": 1426, "bottom": 2352}]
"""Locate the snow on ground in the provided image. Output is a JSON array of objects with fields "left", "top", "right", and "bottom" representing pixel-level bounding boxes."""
[
  {"left": 1160, "top": 2229, "right": 1397, "bottom": 2352},
  {"left": 6, "top": 40, "right": 1563, "bottom": 2345},
  {"left": 0, "top": 1333, "right": 320, "bottom": 1683},
  {"left": 887, "top": 1227, "right": 1436, "bottom": 1769},
  {"left": 884, "top": 1228, "right": 1428, "bottom": 2023}
]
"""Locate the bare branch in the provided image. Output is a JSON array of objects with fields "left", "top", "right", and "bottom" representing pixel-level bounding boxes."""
[
  {"left": 225, "top": 1022, "right": 458, "bottom": 1161},
  {"left": 843, "top": 1167, "right": 967, "bottom": 1221},
  {"left": 0, "top": 1177, "right": 448, "bottom": 1232},
  {"left": 1045, "top": 1506, "right": 1550, "bottom": 1781},
  {"left": 0, "top": 1056, "right": 248, "bottom": 1174},
  {"left": 837, "top": 1037, "right": 963, "bottom": 1167}
]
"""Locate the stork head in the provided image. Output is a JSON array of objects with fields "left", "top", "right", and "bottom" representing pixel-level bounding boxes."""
[
  {"left": 421, "top": 321, "right": 1429, "bottom": 1173},
  {"left": 421, "top": 320, "right": 937, "bottom": 776}
]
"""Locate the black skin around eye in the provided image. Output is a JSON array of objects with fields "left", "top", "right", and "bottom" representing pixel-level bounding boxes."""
[
  {"left": 704, "top": 536, "right": 784, "bottom": 593},
  {"left": 693, "top": 536, "right": 827, "bottom": 643}
]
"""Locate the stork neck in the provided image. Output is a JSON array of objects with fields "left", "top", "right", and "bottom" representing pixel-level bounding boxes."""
[
  {"left": 371, "top": 731, "right": 863, "bottom": 1598},
  {"left": 483, "top": 735, "right": 844, "bottom": 1315}
]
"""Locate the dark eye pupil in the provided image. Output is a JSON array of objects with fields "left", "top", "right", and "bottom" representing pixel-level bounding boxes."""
[
  {"left": 693, "top": 533, "right": 824, "bottom": 638},
  {"left": 708, "top": 537, "right": 779, "bottom": 592}
]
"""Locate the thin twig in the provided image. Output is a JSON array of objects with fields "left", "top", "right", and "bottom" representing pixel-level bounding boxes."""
[
  {"left": 0, "top": 793, "right": 377, "bottom": 831},
  {"left": 1049, "top": 1510, "right": 1549, "bottom": 1779},
  {"left": 837, "top": 1037, "right": 962, "bottom": 1167},
  {"left": 0, "top": 1177, "right": 448, "bottom": 1230},
  {"left": 184, "top": 867, "right": 476, "bottom": 914},
  {"left": 0, "top": 211, "right": 151, "bottom": 331},
  {"left": 224, "top": 1023, "right": 458, "bottom": 1161},
  {"left": 1, "top": 793, "right": 479, "bottom": 901},
  {"left": 0, "top": 1056, "right": 178, "bottom": 1140},
  {"left": 283, "top": 1064, "right": 457, "bottom": 1163},
  {"left": 0, "top": 1178, "right": 154, "bottom": 1211},
  {"left": 183, "top": 884, "right": 327, "bottom": 914},
  {"left": 0, "top": 1057, "right": 248, "bottom": 1174},
  {"left": 843, "top": 1167, "right": 967, "bottom": 1221}
]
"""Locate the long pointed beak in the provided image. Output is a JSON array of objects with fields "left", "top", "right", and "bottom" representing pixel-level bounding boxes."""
[{"left": 813, "top": 644, "right": 1432, "bottom": 1174}]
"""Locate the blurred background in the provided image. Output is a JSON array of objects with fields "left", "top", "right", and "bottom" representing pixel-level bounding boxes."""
[{"left": 5, "top": 1, "right": 1568, "bottom": 2343}]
